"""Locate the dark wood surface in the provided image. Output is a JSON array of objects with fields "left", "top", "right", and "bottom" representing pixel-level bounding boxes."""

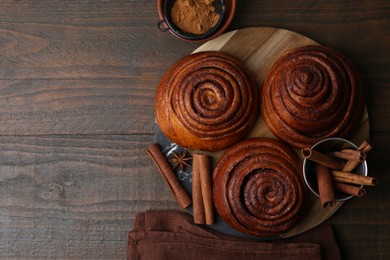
[{"left": 0, "top": 1, "right": 388, "bottom": 259}]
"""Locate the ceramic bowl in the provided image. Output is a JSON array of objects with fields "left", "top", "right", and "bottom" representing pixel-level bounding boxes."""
[
  {"left": 157, "top": 0, "right": 236, "bottom": 42},
  {"left": 303, "top": 137, "right": 368, "bottom": 201}
]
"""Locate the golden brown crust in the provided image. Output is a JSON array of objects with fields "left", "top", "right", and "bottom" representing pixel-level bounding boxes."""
[
  {"left": 261, "top": 45, "right": 365, "bottom": 149},
  {"left": 213, "top": 138, "right": 304, "bottom": 237},
  {"left": 156, "top": 51, "right": 258, "bottom": 151}
]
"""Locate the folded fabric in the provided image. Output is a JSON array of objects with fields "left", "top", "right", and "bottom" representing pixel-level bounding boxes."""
[{"left": 128, "top": 210, "right": 341, "bottom": 260}]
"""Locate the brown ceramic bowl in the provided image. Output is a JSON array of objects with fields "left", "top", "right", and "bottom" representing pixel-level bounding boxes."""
[{"left": 157, "top": 0, "right": 237, "bottom": 42}]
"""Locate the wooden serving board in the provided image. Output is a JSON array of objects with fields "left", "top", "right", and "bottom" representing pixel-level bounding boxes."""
[{"left": 189, "top": 27, "right": 370, "bottom": 238}]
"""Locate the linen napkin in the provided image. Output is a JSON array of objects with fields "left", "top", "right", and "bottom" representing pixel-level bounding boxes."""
[{"left": 128, "top": 210, "right": 341, "bottom": 260}]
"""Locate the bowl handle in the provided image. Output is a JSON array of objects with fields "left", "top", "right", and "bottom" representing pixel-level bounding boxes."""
[{"left": 157, "top": 20, "right": 169, "bottom": 32}]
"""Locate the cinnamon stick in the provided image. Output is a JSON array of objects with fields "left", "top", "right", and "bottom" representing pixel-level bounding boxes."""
[
  {"left": 302, "top": 148, "right": 344, "bottom": 170},
  {"left": 147, "top": 144, "right": 192, "bottom": 209},
  {"left": 342, "top": 140, "right": 373, "bottom": 172},
  {"left": 331, "top": 170, "right": 377, "bottom": 186},
  {"left": 328, "top": 149, "right": 366, "bottom": 162},
  {"left": 192, "top": 155, "right": 205, "bottom": 224},
  {"left": 334, "top": 182, "right": 366, "bottom": 197},
  {"left": 193, "top": 154, "right": 214, "bottom": 225},
  {"left": 315, "top": 163, "right": 336, "bottom": 208}
]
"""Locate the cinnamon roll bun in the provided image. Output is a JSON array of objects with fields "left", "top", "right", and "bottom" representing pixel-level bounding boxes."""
[
  {"left": 156, "top": 51, "right": 258, "bottom": 151},
  {"left": 261, "top": 46, "right": 364, "bottom": 149},
  {"left": 213, "top": 138, "right": 304, "bottom": 237}
]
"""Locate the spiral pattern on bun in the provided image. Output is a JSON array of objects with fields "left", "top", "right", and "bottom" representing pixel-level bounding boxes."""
[
  {"left": 156, "top": 51, "right": 258, "bottom": 151},
  {"left": 213, "top": 138, "right": 304, "bottom": 237},
  {"left": 261, "top": 45, "right": 364, "bottom": 149}
]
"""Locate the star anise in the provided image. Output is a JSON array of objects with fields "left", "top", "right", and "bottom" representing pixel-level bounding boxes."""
[{"left": 169, "top": 150, "right": 192, "bottom": 171}]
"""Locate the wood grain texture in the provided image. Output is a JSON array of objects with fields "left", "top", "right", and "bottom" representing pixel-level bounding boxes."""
[
  {"left": 0, "top": 79, "right": 156, "bottom": 135},
  {"left": 0, "top": 135, "right": 179, "bottom": 259},
  {"left": 0, "top": 0, "right": 388, "bottom": 259},
  {"left": 0, "top": 1, "right": 192, "bottom": 80},
  {"left": 0, "top": 1, "right": 196, "bottom": 135}
]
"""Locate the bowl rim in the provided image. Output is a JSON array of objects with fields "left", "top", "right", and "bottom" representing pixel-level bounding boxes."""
[
  {"left": 302, "top": 137, "right": 368, "bottom": 201},
  {"left": 162, "top": 0, "right": 226, "bottom": 41},
  {"left": 157, "top": 0, "right": 237, "bottom": 42}
]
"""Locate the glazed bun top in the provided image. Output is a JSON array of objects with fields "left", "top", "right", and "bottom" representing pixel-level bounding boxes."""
[
  {"left": 261, "top": 45, "right": 364, "bottom": 149},
  {"left": 213, "top": 137, "right": 305, "bottom": 237},
  {"left": 156, "top": 51, "right": 258, "bottom": 151}
]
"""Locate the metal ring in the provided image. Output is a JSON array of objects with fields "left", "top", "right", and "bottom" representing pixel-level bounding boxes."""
[{"left": 157, "top": 20, "right": 169, "bottom": 32}]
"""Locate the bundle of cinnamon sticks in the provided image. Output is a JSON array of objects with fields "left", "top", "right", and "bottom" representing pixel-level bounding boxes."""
[
  {"left": 147, "top": 144, "right": 214, "bottom": 225},
  {"left": 302, "top": 140, "right": 376, "bottom": 208}
]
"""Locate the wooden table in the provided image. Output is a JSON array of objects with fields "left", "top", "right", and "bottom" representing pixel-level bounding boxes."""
[{"left": 0, "top": 1, "right": 388, "bottom": 259}]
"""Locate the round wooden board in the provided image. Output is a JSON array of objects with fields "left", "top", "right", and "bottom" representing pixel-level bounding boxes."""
[{"left": 189, "top": 27, "right": 370, "bottom": 238}]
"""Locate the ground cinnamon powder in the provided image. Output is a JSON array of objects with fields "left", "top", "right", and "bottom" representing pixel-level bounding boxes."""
[{"left": 171, "top": 0, "right": 221, "bottom": 35}]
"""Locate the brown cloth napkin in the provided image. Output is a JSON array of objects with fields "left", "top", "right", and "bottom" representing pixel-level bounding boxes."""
[{"left": 128, "top": 210, "right": 341, "bottom": 260}]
